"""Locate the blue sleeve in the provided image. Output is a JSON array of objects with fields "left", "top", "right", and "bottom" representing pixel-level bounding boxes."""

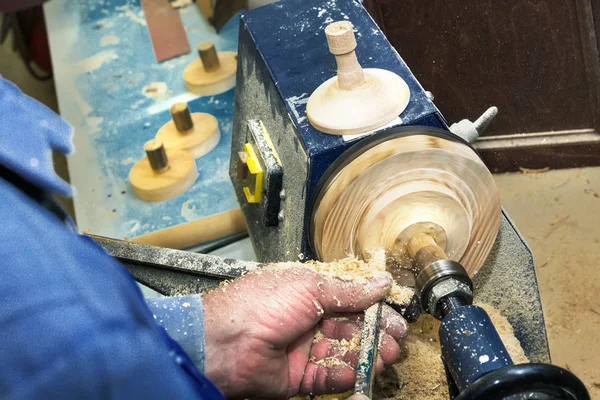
[
  {"left": 147, "top": 295, "right": 207, "bottom": 372},
  {"left": 0, "top": 179, "right": 223, "bottom": 399},
  {"left": 0, "top": 78, "right": 224, "bottom": 399}
]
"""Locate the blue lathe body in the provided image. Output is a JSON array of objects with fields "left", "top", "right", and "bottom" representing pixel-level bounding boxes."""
[{"left": 231, "top": 0, "right": 447, "bottom": 262}]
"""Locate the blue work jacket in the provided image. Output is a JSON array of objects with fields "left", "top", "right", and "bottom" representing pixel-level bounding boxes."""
[{"left": 0, "top": 77, "right": 224, "bottom": 399}]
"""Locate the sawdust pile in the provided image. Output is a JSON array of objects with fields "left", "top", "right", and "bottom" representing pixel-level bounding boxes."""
[
  {"left": 306, "top": 303, "right": 527, "bottom": 400},
  {"left": 306, "top": 250, "right": 415, "bottom": 306},
  {"left": 374, "top": 303, "right": 528, "bottom": 400}
]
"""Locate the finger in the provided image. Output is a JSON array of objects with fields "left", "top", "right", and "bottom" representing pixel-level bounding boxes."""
[
  {"left": 300, "top": 363, "right": 356, "bottom": 395},
  {"left": 375, "top": 354, "right": 385, "bottom": 375},
  {"left": 305, "top": 337, "right": 390, "bottom": 395},
  {"left": 309, "top": 271, "right": 393, "bottom": 314},
  {"left": 309, "top": 339, "right": 331, "bottom": 361},
  {"left": 310, "top": 339, "right": 358, "bottom": 368},
  {"left": 319, "top": 317, "right": 361, "bottom": 341},
  {"left": 378, "top": 333, "right": 401, "bottom": 365},
  {"left": 286, "top": 330, "right": 315, "bottom": 396},
  {"left": 380, "top": 305, "right": 408, "bottom": 341}
]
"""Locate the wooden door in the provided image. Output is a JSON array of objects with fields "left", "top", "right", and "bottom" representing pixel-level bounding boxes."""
[{"left": 364, "top": 0, "right": 600, "bottom": 172}]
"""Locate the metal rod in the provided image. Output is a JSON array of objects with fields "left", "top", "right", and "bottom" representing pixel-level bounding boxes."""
[
  {"left": 170, "top": 103, "right": 194, "bottom": 133},
  {"left": 354, "top": 301, "right": 383, "bottom": 397},
  {"left": 197, "top": 41, "right": 220, "bottom": 72},
  {"left": 144, "top": 140, "right": 169, "bottom": 172},
  {"left": 89, "top": 235, "right": 259, "bottom": 280}
]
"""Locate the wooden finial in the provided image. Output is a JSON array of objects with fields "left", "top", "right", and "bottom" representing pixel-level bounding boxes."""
[
  {"left": 325, "top": 21, "right": 365, "bottom": 90},
  {"left": 144, "top": 140, "right": 169, "bottom": 172},
  {"left": 197, "top": 41, "right": 220, "bottom": 72},
  {"left": 170, "top": 103, "right": 194, "bottom": 133},
  {"left": 306, "top": 20, "right": 410, "bottom": 135}
]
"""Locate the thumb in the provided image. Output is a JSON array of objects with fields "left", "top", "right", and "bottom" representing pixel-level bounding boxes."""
[{"left": 308, "top": 269, "right": 392, "bottom": 314}]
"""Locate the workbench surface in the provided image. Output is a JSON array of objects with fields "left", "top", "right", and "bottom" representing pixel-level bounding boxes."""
[{"left": 45, "top": 0, "right": 239, "bottom": 240}]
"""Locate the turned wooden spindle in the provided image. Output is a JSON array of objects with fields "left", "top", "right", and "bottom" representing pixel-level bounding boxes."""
[
  {"left": 306, "top": 20, "right": 411, "bottom": 135},
  {"left": 170, "top": 103, "right": 195, "bottom": 133},
  {"left": 325, "top": 21, "right": 365, "bottom": 90},
  {"left": 144, "top": 140, "right": 169, "bottom": 173},
  {"left": 407, "top": 233, "right": 448, "bottom": 272},
  {"left": 197, "top": 41, "right": 221, "bottom": 72}
]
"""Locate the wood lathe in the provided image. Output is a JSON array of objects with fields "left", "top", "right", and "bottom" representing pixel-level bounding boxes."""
[
  {"left": 227, "top": 0, "right": 588, "bottom": 398},
  {"left": 93, "top": 0, "right": 589, "bottom": 398}
]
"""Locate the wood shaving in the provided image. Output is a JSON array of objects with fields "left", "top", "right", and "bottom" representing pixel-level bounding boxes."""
[
  {"left": 313, "top": 328, "right": 361, "bottom": 356},
  {"left": 306, "top": 251, "right": 414, "bottom": 307},
  {"left": 386, "top": 285, "right": 415, "bottom": 306},
  {"left": 374, "top": 303, "right": 528, "bottom": 399},
  {"left": 311, "top": 356, "right": 353, "bottom": 369},
  {"left": 519, "top": 166, "right": 550, "bottom": 175},
  {"left": 306, "top": 256, "right": 385, "bottom": 283},
  {"left": 309, "top": 303, "right": 527, "bottom": 400},
  {"left": 313, "top": 392, "right": 353, "bottom": 400},
  {"left": 250, "top": 251, "right": 414, "bottom": 307},
  {"left": 170, "top": 0, "right": 193, "bottom": 8}
]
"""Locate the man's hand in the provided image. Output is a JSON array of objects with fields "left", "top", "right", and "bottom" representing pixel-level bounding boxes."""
[{"left": 203, "top": 265, "right": 408, "bottom": 399}]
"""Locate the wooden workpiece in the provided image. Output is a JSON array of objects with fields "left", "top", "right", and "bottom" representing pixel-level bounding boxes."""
[
  {"left": 156, "top": 103, "right": 220, "bottom": 159},
  {"left": 133, "top": 208, "right": 246, "bottom": 249},
  {"left": 311, "top": 134, "right": 502, "bottom": 276},
  {"left": 183, "top": 41, "right": 237, "bottom": 96},
  {"left": 129, "top": 140, "right": 198, "bottom": 202},
  {"left": 306, "top": 21, "right": 410, "bottom": 135}
]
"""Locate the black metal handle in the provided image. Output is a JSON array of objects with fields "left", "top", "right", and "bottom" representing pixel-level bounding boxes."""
[{"left": 455, "top": 364, "right": 590, "bottom": 400}]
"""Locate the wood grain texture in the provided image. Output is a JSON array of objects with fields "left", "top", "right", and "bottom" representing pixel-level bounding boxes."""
[
  {"left": 156, "top": 112, "right": 220, "bottom": 159},
  {"left": 183, "top": 51, "right": 237, "bottom": 95},
  {"left": 141, "top": 0, "right": 190, "bottom": 62},
  {"left": 311, "top": 135, "right": 501, "bottom": 276},
  {"left": 307, "top": 68, "right": 410, "bottom": 135},
  {"left": 129, "top": 149, "right": 198, "bottom": 202},
  {"left": 324, "top": 21, "right": 364, "bottom": 90},
  {"left": 132, "top": 208, "right": 247, "bottom": 249}
]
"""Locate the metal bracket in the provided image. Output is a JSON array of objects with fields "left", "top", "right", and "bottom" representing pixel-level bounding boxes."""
[
  {"left": 89, "top": 235, "right": 260, "bottom": 295},
  {"left": 239, "top": 120, "right": 284, "bottom": 226},
  {"left": 240, "top": 143, "right": 264, "bottom": 204}
]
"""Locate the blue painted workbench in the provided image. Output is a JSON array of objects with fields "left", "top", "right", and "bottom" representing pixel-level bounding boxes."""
[{"left": 45, "top": 0, "right": 239, "bottom": 241}]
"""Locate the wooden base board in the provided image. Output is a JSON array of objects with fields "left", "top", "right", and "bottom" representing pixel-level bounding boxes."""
[{"left": 183, "top": 52, "right": 237, "bottom": 96}]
